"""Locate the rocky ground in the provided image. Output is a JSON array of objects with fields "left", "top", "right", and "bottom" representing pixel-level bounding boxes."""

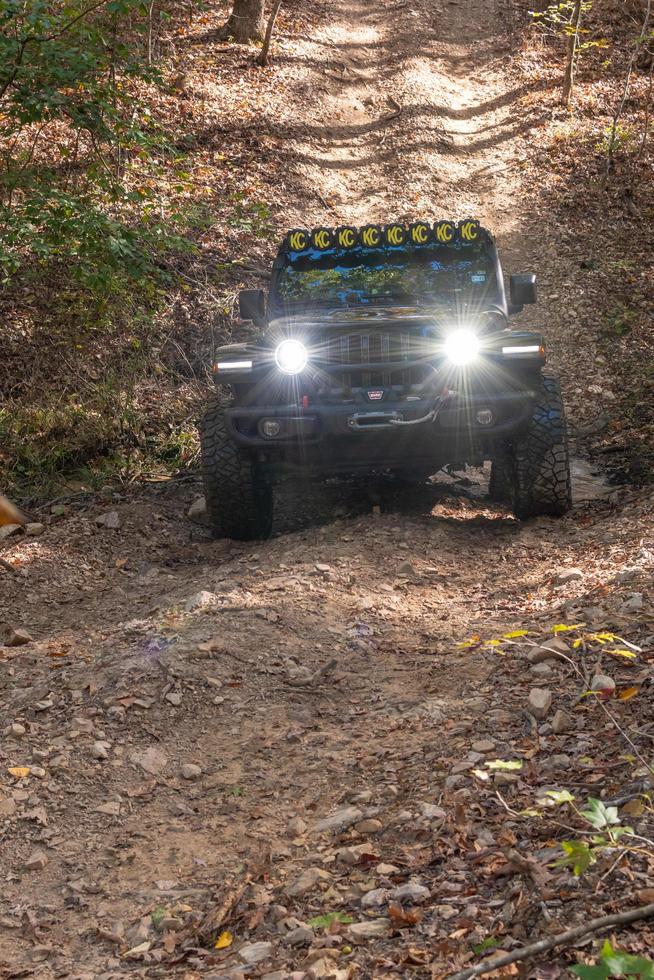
[{"left": 1, "top": 0, "right": 653, "bottom": 976}]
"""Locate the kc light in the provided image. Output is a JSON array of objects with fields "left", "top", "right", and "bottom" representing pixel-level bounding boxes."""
[
  {"left": 275, "top": 339, "right": 308, "bottom": 375},
  {"left": 443, "top": 328, "right": 481, "bottom": 367}
]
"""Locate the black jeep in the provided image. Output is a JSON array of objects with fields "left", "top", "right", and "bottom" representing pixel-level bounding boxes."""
[{"left": 199, "top": 219, "right": 571, "bottom": 540}]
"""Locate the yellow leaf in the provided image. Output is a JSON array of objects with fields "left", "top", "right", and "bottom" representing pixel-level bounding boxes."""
[
  {"left": 485, "top": 639, "right": 502, "bottom": 647},
  {"left": 552, "top": 623, "right": 586, "bottom": 633},
  {"left": 215, "top": 930, "right": 233, "bottom": 949},
  {"left": 502, "top": 629, "right": 529, "bottom": 639},
  {"left": 607, "top": 648, "right": 637, "bottom": 659},
  {"left": 456, "top": 635, "right": 480, "bottom": 649},
  {"left": 8, "top": 766, "right": 30, "bottom": 779},
  {"left": 617, "top": 686, "right": 640, "bottom": 700}
]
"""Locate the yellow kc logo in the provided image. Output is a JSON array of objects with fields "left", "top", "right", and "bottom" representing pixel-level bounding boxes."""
[
  {"left": 361, "top": 226, "right": 381, "bottom": 247},
  {"left": 386, "top": 225, "right": 405, "bottom": 246},
  {"left": 459, "top": 221, "right": 479, "bottom": 241},
  {"left": 435, "top": 221, "right": 455, "bottom": 243},
  {"left": 312, "top": 228, "right": 331, "bottom": 249},
  {"left": 337, "top": 227, "right": 356, "bottom": 248},
  {"left": 410, "top": 223, "right": 429, "bottom": 244},
  {"left": 288, "top": 230, "right": 307, "bottom": 251}
]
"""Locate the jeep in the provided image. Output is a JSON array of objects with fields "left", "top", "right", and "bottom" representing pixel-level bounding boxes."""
[{"left": 199, "top": 219, "right": 572, "bottom": 540}]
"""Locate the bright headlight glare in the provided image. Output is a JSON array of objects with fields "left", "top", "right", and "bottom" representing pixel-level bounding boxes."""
[
  {"left": 275, "top": 339, "right": 308, "bottom": 375},
  {"left": 443, "top": 328, "right": 481, "bottom": 366}
]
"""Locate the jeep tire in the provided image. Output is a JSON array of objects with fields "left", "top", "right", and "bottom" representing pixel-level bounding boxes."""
[
  {"left": 490, "top": 374, "right": 572, "bottom": 518},
  {"left": 199, "top": 403, "right": 273, "bottom": 540}
]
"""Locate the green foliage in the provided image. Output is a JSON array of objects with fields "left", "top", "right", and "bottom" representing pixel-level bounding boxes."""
[
  {"left": 596, "top": 123, "right": 638, "bottom": 157},
  {"left": 472, "top": 937, "right": 500, "bottom": 955},
  {"left": 554, "top": 797, "right": 634, "bottom": 876},
  {"left": 307, "top": 912, "right": 353, "bottom": 929},
  {"left": 572, "top": 940, "right": 654, "bottom": 979},
  {"left": 0, "top": 0, "right": 191, "bottom": 288},
  {"left": 581, "top": 797, "right": 620, "bottom": 830},
  {"left": 602, "top": 302, "right": 638, "bottom": 337},
  {"left": 531, "top": 2, "right": 593, "bottom": 34},
  {"left": 227, "top": 193, "right": 274, "bottom": 238}
]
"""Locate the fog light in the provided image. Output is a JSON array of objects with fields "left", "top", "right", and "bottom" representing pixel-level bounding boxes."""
[
  {"left": 260, "top": 419, "right": 282, "bottom": 438},
  {"left": 476, "top": 408, "right": 494, "bottom": 426}
]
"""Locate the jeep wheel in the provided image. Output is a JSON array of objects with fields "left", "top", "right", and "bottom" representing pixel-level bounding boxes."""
[
  {"left": 492, "top": 374, "right": 572, "bottom": 518},
  {"left": 199, "top": 403, "right": 273, "bottom": 541}
]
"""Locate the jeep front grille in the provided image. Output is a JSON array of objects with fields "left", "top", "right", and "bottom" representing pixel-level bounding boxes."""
[{"left": 314, "top": 329, "right": 435, "bottom": 389}]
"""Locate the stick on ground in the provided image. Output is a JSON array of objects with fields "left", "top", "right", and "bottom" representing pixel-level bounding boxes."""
[{"left": 446, "top": 902, "right": 654, "bottom": 980}]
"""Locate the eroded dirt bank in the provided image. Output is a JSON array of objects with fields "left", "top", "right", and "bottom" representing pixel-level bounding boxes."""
[{"left": 1, "top": 0, "right": 653, "bottom": 976}]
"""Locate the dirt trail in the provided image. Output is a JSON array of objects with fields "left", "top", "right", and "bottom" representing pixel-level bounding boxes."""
[{"left": 0, "top": 0, "right": 652, "bottom": 976}]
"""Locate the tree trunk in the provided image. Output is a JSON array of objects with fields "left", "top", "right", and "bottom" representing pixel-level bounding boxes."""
[
  {"left": 219, "top": 0, "right": 265, "bottom": 42},
  {"left": 256, "top": 0, "right": 283, "bottom": 65},
  {"left": 562, "top": 0, "right": 583, "bottom": 105}
]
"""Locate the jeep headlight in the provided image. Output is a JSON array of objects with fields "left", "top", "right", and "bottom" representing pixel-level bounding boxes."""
[
  {"left": 443, "top": 328, "right": 480, "bottom": 367},
  {"left": 275, "top": 339, "right": 308, "bottom": 375}
]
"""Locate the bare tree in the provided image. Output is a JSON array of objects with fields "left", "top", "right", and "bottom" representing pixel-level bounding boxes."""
[
  {"left": 562, "top": 0, "right": 583, "bottom": 104},
  {"left": 218, "top": 0, "right": 265, "bottom": 43},
  {"left": 256, "top": 0, "right": 283, "bottom": 66}
]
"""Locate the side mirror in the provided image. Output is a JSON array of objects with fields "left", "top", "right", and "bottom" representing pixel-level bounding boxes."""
[
  {"left": 509, "top": 273, "right": 537, "bottom": 314},
  {"left": 239, "top": 289, "right": 266, "bottom": 323}
]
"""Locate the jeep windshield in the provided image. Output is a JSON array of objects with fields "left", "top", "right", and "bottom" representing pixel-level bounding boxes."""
[{"left": 272, "top": 242, "right": 498, "bottom": 310}]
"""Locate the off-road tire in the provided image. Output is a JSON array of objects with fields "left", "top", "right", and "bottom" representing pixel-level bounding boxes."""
[
  {"left": 199, "top": 403, "right": 273, "bottom": 541},
  {"left": 494, "top": 374, "right": 572, "bottom": 519}
]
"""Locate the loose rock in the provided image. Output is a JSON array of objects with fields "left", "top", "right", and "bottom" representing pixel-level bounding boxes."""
[
  {"left": 417, "top": 802, "right": 446, "bottom": 821},
  {"left": 285, "top": 867, "right": 330, "bottom": 898},
  {"left": 390, "top": 882, "right": 430, "bottom": 903},
  {"left": 315, "top": 806, "right": 363, "bottom": 833},
  {"left": 24, "top": 849, "right": 48, "bottom": 871},
  {"left": 361, "top": 887, "right": 388, "bottom": 908},
  {"left": 181, "top": 763, "right": 202, "bottom": 780},
  {"left": 238, "top": 941, "right": 273, "bottom": 965},
  {"left": 0, "top": 523, "right": 22, "bottom": 541},
  {"left": 95, "top": 510, "right": 121, "bottom": 530},
  {"left": 91, "top": 741, "right": 110, "bottom": 760},
  {"left": 185, "top": 591, "right": 217, "bottom": 612},
  {"left": 281, "top": 925, "right": 313, "bottom": 946},
  {"left": 552, "top": 709, "right": 573, "bottom": 734},
  {"left": 187, "top": 497, "right": 207, "bottom": 522},
  {"left": 528, "top": 688, "right": 552, "bottom": 720},
  {"left": 1, "top": 626, "right": 33, "bottom": 648},
  {"left": 348, "top": 918, "right": 389, "bottom": 938},
  {"left": 354, "top": 818, "right": 383, "bottom": 834},
  {"left": 130, "top": 747, "right": 168, "bottom": 776}
]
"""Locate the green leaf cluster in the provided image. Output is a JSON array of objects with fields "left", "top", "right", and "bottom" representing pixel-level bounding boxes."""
[{"left": 572, "top": 940, "right": 654, "bottom": 980}]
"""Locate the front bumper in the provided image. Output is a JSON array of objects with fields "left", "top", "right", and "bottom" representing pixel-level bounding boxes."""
[{"left": 225, "top": 388, "right": 537, "bottom": 470}]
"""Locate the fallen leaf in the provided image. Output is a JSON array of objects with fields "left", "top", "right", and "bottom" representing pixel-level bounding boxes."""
[
  {"left": 617, "top": 686, "right": 640, "bottom": 700},
  {"left": 388, "top": 902, "right": 422, "bottom": 927},
  {"left": 214, "top": 930, "right": 233, "bottom": 949},
  {"left": 8, "top": 767, "right": 30, "bottom": 779}
]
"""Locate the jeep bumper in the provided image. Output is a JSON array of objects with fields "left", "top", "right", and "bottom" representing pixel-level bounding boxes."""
[{"left": 224, "top": 389, "right": 537, "bottom": 473}]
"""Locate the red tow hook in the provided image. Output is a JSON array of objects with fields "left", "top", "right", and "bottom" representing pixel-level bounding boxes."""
[{"left": 301, "top": 394, "right": 310, "bottom": 410}]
